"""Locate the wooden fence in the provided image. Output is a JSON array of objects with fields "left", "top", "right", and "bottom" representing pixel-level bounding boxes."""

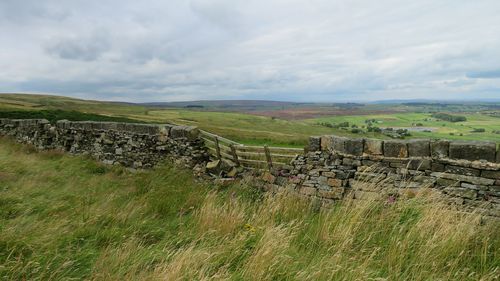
[{"left": 200, "top": 130, "right": 305, "bottom": 170}]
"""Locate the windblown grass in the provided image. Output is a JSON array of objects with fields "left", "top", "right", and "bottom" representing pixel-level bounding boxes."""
[{"left": 0, "top": 137, "right": 498, "bottom": 280}]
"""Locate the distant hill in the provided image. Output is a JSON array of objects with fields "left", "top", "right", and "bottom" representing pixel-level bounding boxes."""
[{"left": 140, "top": 100, "right": 312, "bottom": 111}]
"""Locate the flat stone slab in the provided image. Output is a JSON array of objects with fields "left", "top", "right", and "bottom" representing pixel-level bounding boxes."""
[
  {"left": 430, "top": 172, "right": 495, "bottom": 186},
  {"left": 364, "top": 139, "right": 383, "bottom": 155},
  {"left": 384, "top": 140, "right": 408, "bottom": 158},
  {"left": 449, "top": 141, "right": 496, "bottom": 162}
]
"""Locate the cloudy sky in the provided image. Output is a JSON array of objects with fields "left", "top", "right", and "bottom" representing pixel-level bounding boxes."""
[{"left": 1, "top": 0, "right": 500, "bottom": 102}]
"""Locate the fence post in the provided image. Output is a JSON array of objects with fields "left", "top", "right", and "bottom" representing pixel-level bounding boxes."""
[
  {"left": 214, "top": 136, "right": 222, "bottom": 160},
  {"left": 229, "top": 144, "right": 240, "bottom": 166},
  {"left": 264, "top": 145, "right": 273, "bottom": 171}
]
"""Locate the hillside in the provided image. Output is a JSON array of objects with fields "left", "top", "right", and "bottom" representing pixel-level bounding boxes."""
[
  {"left": 1, "top": 93, "right": 500, "bottom": 146},
  {"left": 0, "top": 137, "right": 499, "bottom": 280}
]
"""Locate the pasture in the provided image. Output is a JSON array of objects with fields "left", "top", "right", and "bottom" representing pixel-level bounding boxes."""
[
  {"left": 1, "top": 94, "right": 500, "bottom": 146},
  {"left": 0, "top": 137, "right": 498, "bottom": 280}
]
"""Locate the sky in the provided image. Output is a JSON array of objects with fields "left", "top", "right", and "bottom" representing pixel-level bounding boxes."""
[{"left": 1, "top": 0, "right": 500, "bottom": 102}]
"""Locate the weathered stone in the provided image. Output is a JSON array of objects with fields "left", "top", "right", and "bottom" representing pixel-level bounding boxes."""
[
  {"left": 318, "top": 188, "right": 344, "bottom": 199},
  {"left": 343, "top": 158, "right": 361, "bottom": 166},
  {"left": 327, "top": 178, "right": 343, "bottom": 187},
  {"left": 408, "top": 139, "right": 430, "bottom": 157},
  {"left": 430, "top": 140, "right": 450, "bottom": 158},
  {"left": 436, "top": 178, "right": 460, "bottom": 187},
  {"left": 481, "top": 170, "right": 500, "bottom": 180},
  {"left": 407, "top": 159, "right": 431, "bottom": 170},
  {"left": 309, "top": 136, "right": 321, "bottom": 151},
  {"left": 445, "top": 165, "right": 481, "bottom": 177},
  {"left": 299, "top": 186, "right": 317, "bottom": 196},
  {"left": 449, "top": 141, "right": 496, "bottom": 162},
  {"left": 344, "top": 138, "right": 364, "bottom": 156},
  {"left": 384, "top": 140, "right": 408, "bottom": 158},
  {"left": 431, "top": 162, "right": 445, "bottom": 172},
  {"left": 443, "top": 187, "right": 477, "bottom": 200},
  {"left": 262, "top": 172, "right": 276, "bottom": 183},
  {"left": 364, "top": 138, "right": 383, "bottom": 155},
  {"left": 320, "top": 135, "right": 333, "bottom": 151},
  {"left": 331, "top": 136, "right": 348, "bottom": 153},
  {"left": 322, "top": 171, "right": 336, "bottom": 177},
  {"left": 431, "top": 172, "right": 495, "bottom": 186}
]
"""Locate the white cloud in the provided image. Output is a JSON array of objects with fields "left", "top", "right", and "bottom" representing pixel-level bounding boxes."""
[{"left": 1, "top": 0, "right": 500, "bottom": 102}]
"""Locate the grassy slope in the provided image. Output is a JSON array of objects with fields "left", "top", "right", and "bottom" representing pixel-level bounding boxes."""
[
  {"left": 1, "top": 138, "right": 499, "bottom": 280},
  {"left": 1, "top": 94, "right": 499, "bottom": 146}
]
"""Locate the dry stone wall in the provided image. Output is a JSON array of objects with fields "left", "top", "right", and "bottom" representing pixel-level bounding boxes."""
[
  {"left": 0, "top": 118, "right": 209, "bottom": 169},
  {"left": 263, "top": 136, "right": 500, "bottom": 217},
  {"left": 1, "top": 118, "right": 499, "bottom": 217}
]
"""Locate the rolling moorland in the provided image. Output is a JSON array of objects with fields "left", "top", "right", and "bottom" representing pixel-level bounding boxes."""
[{"left": 1, "top": 93, "right": 500, "bottom": 147}]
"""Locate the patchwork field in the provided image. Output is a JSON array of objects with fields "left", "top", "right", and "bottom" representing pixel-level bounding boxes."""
[
  {"left": 1, "top": 137, "right": 499, "bottom": 280},
  {"left": 1, "top": 93, "right": 500, "bottom": 146}
]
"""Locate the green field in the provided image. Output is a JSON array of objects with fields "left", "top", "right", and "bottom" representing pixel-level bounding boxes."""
[
  {"left": 311, "top": 112, "right": 500, "bottom": 143},
  {"left": 1, "top": 94, "right": 500, "bottom": 146},
  {"left": 1, "top": 137, "right": 498, "bottom": 280}
]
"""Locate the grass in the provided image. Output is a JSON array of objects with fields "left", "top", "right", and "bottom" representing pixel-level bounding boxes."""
[
  {"left": 0, "top": 137, "right": 499, "bottom": 280},
  {"left": 311, "top": 112, "right": 500, "bottom": 142},
  {"left": 0, "top": 109, "right": 144, "bottom": 124},
  {"left": 1, "top": 93, "right": 499, "bottom": 146}
]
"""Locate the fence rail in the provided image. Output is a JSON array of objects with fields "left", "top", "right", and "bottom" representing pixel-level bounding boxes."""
[{"left": 200, "top": 130, "right": 304, "bottom": 170}]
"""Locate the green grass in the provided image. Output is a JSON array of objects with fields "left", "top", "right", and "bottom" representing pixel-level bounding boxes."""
[
  {"left": 1, "top": 138, "right": 499, "bottom": 280},
  {"left": 1, "top": 94, "right": 499, "bottom": 146},
  {"left": 0, "top": 109, "right": 144, "bottom": 124},
  {"left": 310, "top": 112, "right": 500, "bottom": 143}
]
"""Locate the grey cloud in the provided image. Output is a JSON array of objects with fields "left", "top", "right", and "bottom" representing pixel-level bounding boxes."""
[
  {"left": 1, "top": 0, "right": 500, "bottom": 102},
  {"left": 45, "top": 33, "right": 110, "bottom": 61}
]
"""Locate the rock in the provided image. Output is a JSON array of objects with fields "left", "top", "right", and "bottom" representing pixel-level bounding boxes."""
[
  {"left": 227, "top": 167, "right": 238, "bottom": 178},
  {"left": 309, "top": 136, "right": 321, "bottom": 151},
  {"left": 444, "top": 165, "right": 480, "bottom": 177},
  {"left": 449, "top": 141, "right": 496, "bottom": 162},
  {"left": 344, "top": 138, "right": 364, "bottom": 156},
  {"left": 318, "top": 188, "right": 344, "bottom": 199},
  {"left": 364, "top": 139, "right": 383, "bottom": 155},
  {"left": 481, "top": 170, "right": 500, "bottom": 180},
  {"left": 327, "top": 178, "right": 343, "bottom": 187},
  {"left": 332, "top": 136, "right": 348, "bottom": 153},
  {"left": 206, "top": 160, "right": 221, "bottom": 174},
  {"left": 262, "top": 172, "right": 276, "bottom": 183},
  {"left": 430, "top": 140, "right": 449, "bottom": 158},
  {"left": 407, "top": 139, "right": 430, "bottom": 157},
  {"left": 299, "top": 186, "right": 317, "bottom": 196},
  {"left": 384, "top": 140, "right": 408, "bottom": 158},
  {"left": 431, "top": 172, "right": 495, "bottom": 186},
  {"left": 443, "top": 187, "right": 477, "bottom": 200},
  {"left": 320, "top": 135, "right": 333, "bottom": 151}
]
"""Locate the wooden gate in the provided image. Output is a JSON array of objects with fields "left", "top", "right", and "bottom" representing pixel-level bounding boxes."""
[{"left": 200, "top": 130, "right": 304, "bottom": 170}]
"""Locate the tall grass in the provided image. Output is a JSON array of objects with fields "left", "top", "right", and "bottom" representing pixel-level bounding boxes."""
[{"left": 0, "top": 137, "right": 499, "bottom": 280}]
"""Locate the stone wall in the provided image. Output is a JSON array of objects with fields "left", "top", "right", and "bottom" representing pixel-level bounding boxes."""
[
  {"left": 262, "top": 136, "right": 500, "bottom": 217},
  {"left": 1, "top": 118, "right": 499, "bottom": 216},
  {"left": 0, "top": 118, "right": 209, "bottom": 169}
]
